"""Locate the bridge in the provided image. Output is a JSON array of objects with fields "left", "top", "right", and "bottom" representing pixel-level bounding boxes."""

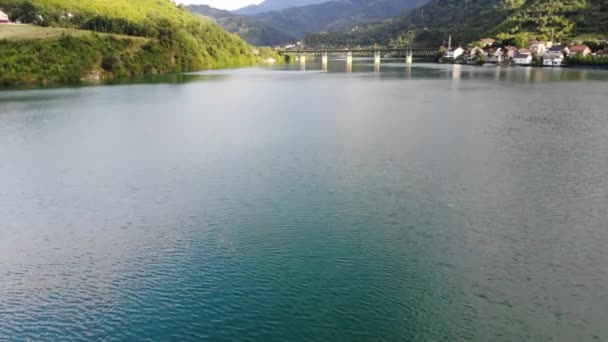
[{"left": 277, "top": 47, "right": 439, "bottom": 68}]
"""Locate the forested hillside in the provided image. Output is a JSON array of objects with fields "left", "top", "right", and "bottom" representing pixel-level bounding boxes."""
[
  {"left": 256, "top": 0, "right": 428, "bottom": 39},
  {"left": 0, "top": 0, "right": 255, "bottom": 85},
  {"left": 304, "top": 0, "right": 608, "bottom": 47},
  {"left": 189, "top": 0, "right": 427, "bottom": 45},
  {"left": 188, "top": 4, "right": 296, "bottom": 46}
]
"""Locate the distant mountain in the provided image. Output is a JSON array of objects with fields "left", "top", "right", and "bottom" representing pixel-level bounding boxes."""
[
  {"left": 233, "top": 0, "right": 327, "bottom": 15},
  {"left": 188, "top": 4, "right": 296, "bottom": 46},
  {"left": 304, "top": 0, "right": 608, "bottom": 47},
  {"left": 190, "top": 0, "right": 428, "bottom": 45},
  {"left": 256, "top": 0, "right": 428, "bottom": 39}
]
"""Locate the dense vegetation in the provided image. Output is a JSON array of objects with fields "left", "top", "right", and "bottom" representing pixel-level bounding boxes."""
[
  {"left": 0, "top": 0, "right": 256, "bottom": 85},
  {"left": 567, "top": 54, "right": 608, "bottom": 66},
  {"left": 304, "top": 0, "right": 608, "bottom": 47},
  {"left": 188, "top": 4, "right": 296, "bottom": 46}
]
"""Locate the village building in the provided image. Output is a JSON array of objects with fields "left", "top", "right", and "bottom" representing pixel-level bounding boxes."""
[
  {"left": 489, "top": 47, "right": 504, "bottom": 63},
  {"left": 543, "top": 45, "right": 567, "bottom": 67},
  {"left": 568, "top": 44, "right": 591, "bottom": 57},
  {"left": 545, "top": 45, "right": 569, "bottom": 57},
  {"left": 468, "top": 46, "right": 487, "bottom": 58},
  {"left": 503, "top": 46, "right": 518, "bottom": 59},
  {"left": 513, "top": 51, "right": 533, "bottom": 65},
  {"left": 0, "top": 9, "right": 10, "bottom": 24},
  {"left": 542, "top": 55, "right": 564, "bottom": 67},
  {"left": 445, "top": 46, "right": 464, "bottom": 59},
  {"left": 479, "top": 38, "right": 495, "bottom": 47},
  {"left": 528, "top": 40, "right": 547, "bottom": 55}
]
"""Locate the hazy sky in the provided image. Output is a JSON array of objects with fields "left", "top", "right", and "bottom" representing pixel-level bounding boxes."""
[{"left": 181, "top": 0, "right": 261, "bottom": 10}]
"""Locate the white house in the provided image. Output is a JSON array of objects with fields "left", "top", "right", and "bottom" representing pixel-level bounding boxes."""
[
  {"left": 504, "top": 46, "right": 518, "bottom": 59},
  {"left": 513, "top": 52, "right": 533, "bottom": 65},
  {"left": 528, "top": 40, "right": 546, "bottom": 55},
  {"left": 490, "top": 48, "right": 504, "bottom": 63},
  {"left": 479, "top": 38, "right": 496, "bottom": 47},
  {"left": 568, "top": 44, "right": 591, "bottom": 57},
  {"left": 543, "top": 56, "right": 564, "bottom": 66},
  {"left": 543, "top": 45, "right": 567, "bottom": 67},
  {"left": 468, "top": 46, "right": 485, "bottom": 57},
  {"left": 545, "top": 45, "right": 568, "bottom": 58},
  {"left": 0, "top": 10, "right": 10, "bottom": 24},
  {"left": 445, "top": 46, "right": 464, "bottom": 59}
]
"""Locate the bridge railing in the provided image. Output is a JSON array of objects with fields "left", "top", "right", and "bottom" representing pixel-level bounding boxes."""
[{"left": 277, "top": 48, "right": 439, "bottom": 57}]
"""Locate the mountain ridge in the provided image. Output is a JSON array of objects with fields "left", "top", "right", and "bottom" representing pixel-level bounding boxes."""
[
  {"left": 304, "top": 0, "right": 608, "bottom": 47},
  {"left": 233, "top": 0, "right": 327, "bottom": 15},
  {"left": 189, "top": 0, "right": 429, "bottom": 45},
  {"left": 188, "top": 4, "right": 296, "bottom": 46}
]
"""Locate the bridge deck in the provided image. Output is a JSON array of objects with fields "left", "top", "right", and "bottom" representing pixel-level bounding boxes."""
[{"left": 277, "top": 48, "right": 438, "bottom": 57}]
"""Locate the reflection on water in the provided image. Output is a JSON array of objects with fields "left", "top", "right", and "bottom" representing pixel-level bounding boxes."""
[
  {"left": 279, "top": 58, "right": 608, "bottom": 83},
  {"left": 1, "top": 63, "right": 608, "bottom": 341}
]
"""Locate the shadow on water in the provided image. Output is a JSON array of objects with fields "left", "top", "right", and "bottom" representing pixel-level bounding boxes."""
[{"left": 0, "top": 73, "right": 228, "bottom": 103}]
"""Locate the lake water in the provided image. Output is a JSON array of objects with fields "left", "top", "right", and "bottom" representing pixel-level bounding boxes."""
[{"left": 1, "top": 61, "right": 608, "bottom": 341}]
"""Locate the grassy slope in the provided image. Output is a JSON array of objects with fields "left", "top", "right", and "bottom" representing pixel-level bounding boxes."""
[
  {"left": 0, "top": 0, "right": 256, "bottom": 85},
  {"left": 0, "top": 24, "right": 149, "bottom": 41},
  {"left": 30, "top": 0, "right": 192, "bottom": 24}
]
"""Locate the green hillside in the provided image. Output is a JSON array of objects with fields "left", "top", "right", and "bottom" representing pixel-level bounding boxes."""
[
  {"left": 188, "top": 4, "right": 296, "bottom": 46},
  {"left": 304, "top": 0, "right": 608, "bottom": 47},
  {"left": 255, "top": 0, "right": 428, "bottom": 39},
  {"left": 0, "top": 0, "right": 256, "bottom": 85},
  {"left": 189, "top": 0, "right": 428, "bottom": 46}
]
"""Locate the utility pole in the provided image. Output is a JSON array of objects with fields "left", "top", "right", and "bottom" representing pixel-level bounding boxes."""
[{"left": 465, "top": 0, "right": 468, "bottom": 10}]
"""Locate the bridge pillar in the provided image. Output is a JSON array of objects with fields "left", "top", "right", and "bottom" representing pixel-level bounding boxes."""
[
  {"left": 322, "top": 51, "right": 328, "bottom": 72},
  {"left": 346, "top": 51, "right": 353, "bottom": 65},
  {"left": 299, "top": 53, "right": 306, "bottom": 71},
  {"left": 406, "top": 50, "right": 413, "bottom": 65},
  {"left": 374, "top": 51, "right": 381, "bottom": 65},
  {"left": 346, "top": 51, "right": 353, "bottom": 72}
]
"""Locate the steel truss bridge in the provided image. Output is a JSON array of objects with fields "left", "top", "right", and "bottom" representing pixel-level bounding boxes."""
[{"left": 277, "top": 48, "right": 438, "bottom": 58}]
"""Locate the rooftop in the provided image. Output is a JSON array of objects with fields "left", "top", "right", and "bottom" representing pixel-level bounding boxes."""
[
  {"left": 514, "top": 52, "right": 531, "bottom": 58},
  {"left": 569, "top": 45, "right": 589, "bottom": 52},
  {"left": 549, "top": 45, "right": 567, "bottom": 52}
]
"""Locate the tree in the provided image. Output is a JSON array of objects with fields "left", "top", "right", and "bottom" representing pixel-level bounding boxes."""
[
  {"left": 10, "top": 1, "right": 38, "bottom": 23},
  {"left": 436, "top": 46, "right": 446, "bottom": 62}
]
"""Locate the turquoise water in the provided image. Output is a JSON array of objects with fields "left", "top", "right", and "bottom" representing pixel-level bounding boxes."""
[{"left": 1, "top": 62, "right": 608, "bottom": 341}]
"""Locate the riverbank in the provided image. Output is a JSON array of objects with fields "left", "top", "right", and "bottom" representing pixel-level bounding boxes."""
[
  {"left": 0, "top": 0, "right": 264, "bottom": 87},
  {"left": 0, "top": 25, "right": 259, "bottom": 86}
]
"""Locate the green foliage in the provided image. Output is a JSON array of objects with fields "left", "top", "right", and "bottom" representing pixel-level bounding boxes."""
[
  {"left": 256, "top": 46, "right": 285, "bottom": 62},
  {"left": 7, "top": 0, "right": 38, "bottom": 23},
  {"left": 0, "top": 0, "right": 256, "bottom": 85},
  {"left": 304, "top": 0, "right": 608, "bottom": 48},
  {"left": 436, "top": 46, "right": 446, "bottom": 61},
  {"left": 566, "top": 54, "right": 608, "bottom": 66}
]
